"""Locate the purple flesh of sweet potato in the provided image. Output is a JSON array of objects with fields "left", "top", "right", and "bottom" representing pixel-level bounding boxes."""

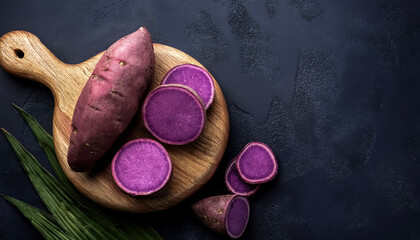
[
  {"left": 67, "top": 27, "right": 155, "bottom": 172},
  {"left": 225, "top": 158, "right": 260, "bottom": 196},
  {"left": 142, "top": 84, "right": 205, "bottom": 145},
  {"left": 111, "top": 138, "right": 171, "bottom": 196},
  {"left": 192, "top": 194, "right": 250, "bottom": 239},
  {"left": 236, "top": 142, "right": 278, "bottom": 184},
  {"left": 161, "top": 64, "right": 215, "bottom": 109}
]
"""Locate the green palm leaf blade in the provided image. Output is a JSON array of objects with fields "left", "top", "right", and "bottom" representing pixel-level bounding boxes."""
[
  {"left": 12, "top": 104, "right": 82, "bottom": 203},
  {"left": 2, "top": 195, "right": 74, "bottom": 240},
  {"left": 10, "top": 105, "right": 162, "bottom": 240},
  {"left": 1, "top": 128, "right": 134, "bottom": 240}
]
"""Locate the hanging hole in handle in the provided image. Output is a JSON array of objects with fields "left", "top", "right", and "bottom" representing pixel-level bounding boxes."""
[{"left": 14, "top": 49, "right": 24, "bottom": 58}]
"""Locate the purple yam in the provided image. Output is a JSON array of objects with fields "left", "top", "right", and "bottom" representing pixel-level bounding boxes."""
[
  {"left": 225, "top": 158, "right": 260, "bottom": 196},
  {"left": 68, "top": 27, "right": 155, "bottom": 172},
  {"left": 192, "top": 194, "right": 250, "bottom": 239},
  {"left": 236, "top": 142, "right": 278, "bottom": 184},
  {"left": 142, "top": 84, "right": 206, "bottom": 145},
  {"left": 161, "top": 64, "right": 215, "bottom": 109},
  {"left": 111, "top": 138, "right": 172, "bottom": 196}
]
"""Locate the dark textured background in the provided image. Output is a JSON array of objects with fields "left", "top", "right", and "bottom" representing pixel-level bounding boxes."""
[{"left": 1, "top": 0, "right": 420, "bottom": 239}]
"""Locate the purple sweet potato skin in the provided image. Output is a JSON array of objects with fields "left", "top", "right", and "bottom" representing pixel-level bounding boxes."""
[
  {"left": 192, "top": 195, "right": 236, "bottom": 236},
  {"left": 192, "top": 194, "right": 250, "bottom": 239},
  {"left": 68, "top": 27, "right": 155, "bottom": 172}
]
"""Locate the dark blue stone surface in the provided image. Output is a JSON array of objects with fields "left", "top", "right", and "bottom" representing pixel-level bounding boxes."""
[{"left": 1, "top": 0, "right": 420, "bottom": 239}]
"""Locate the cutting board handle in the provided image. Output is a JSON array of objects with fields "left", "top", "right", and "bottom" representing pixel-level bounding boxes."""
[{"left": 0, "top": 30, "right": 65, "bottom": 91}]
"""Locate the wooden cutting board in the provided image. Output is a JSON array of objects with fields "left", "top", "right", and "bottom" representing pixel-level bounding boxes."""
[{"left": 0, "top": 30, "right": 229, "bottom": 213}]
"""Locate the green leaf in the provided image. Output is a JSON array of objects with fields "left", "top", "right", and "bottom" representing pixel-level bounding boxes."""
[
  {"left": 13, "top": 105, "right": 162, "bottom": 240},
  {"left": 12, "top": 104, "right": 89, "bottom": 206},
  {"left": 1, "top": 128, "right": 133, "bottom": 240},
  {"left": 2, "top": 195, "right": 74, "bottom": 240}
]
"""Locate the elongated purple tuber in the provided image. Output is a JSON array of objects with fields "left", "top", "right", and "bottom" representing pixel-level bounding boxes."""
[
  {"left": 68, "top": 27, "right": 155, "bottom": 172},
  {"left": 225, "top": 158, "right": 260, "bottom": 196},
  {"left": 142, "top": 84, "right": 206, "bottom": 145},
  {"left": 192, "top": 194, "right": 250, "bottom": 239},
  {"left": 236, "top": 142, "right": 278, "bottom": 184},
  {"left": 161, "top": 64, "right": 215, "bottom": 109},
  {"left": 111, "top": 138, "right": 172, "bottom": 196}
]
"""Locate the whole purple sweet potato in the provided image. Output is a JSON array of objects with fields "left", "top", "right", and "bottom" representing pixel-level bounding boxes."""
[
  {"left": 192, "top": 194, "right": 250, "bottom": 239},
  {"left": 68, "top": 27, "right": 155, "bottom": 172}
]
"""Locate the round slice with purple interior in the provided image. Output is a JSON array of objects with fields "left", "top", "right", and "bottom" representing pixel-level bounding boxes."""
[
  {"left": 236, "top": 141, "right": 278, "bottom": 184},
  {"left": 161, "top": 64, "right": 215, "bottom": 110},
  {"left": 142, "top": 84, "right": 206, "bottom": 145},
  {"left": 225, "top": 158, "right": 260, "bottom": 196},
  {"left": 112, "top": 138, "right": 172, "bottom": 196}
]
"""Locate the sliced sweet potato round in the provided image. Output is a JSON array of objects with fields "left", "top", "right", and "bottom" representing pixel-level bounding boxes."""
[
  {"left": 161, "top": 64, "right": 215, "bottom": 109},
  {"left": 236, "top": 142, "right": 278, "bottom": 184},
  {"left": 111, "top": 138, "right": 172, "bottom": 196},
  {"left": 142, "top": 84, "right": 206, "bottom": 145},
  {"left": 225, "top": 158, "right": 260, "bottom": 196}
]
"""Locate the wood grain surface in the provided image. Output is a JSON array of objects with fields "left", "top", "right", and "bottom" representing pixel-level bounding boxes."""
[{"left": 0, "top": 30, "right": 229, "bottom": 213}]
